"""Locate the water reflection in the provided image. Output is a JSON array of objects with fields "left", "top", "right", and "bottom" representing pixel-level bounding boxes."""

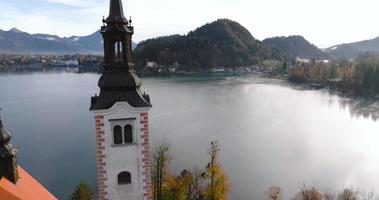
[
  {"left": 238, "top": 76, "right": 379, "bottom": 122},
  {"left": 338, "top": 97, "right": 379, "bottom": 121}
]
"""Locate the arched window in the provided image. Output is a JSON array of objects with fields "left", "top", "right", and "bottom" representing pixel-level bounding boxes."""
[
  {"left": 114, "top": 41, "right": 123, "bottom": 62},
  {"left": 118, "top": 171, "right": 131, "bottom": 185},
  {"left": 124, "top": 125, "right": 133, "bottom": 144},
  {"left": 113, "top": 125, "right": 122, "bottom": 145}
]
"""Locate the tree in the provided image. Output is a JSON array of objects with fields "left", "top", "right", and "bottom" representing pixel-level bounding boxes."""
[
  {"left": 292, "top": 183, "right": 322, "bottom": 200},
  {"left": 265, "top": 186, "right": 283, "bottom": 200},
  {"left": 323, "top": 190, "right": 336, "bottom": 200},
  {"left": 361, "top": 189, "right": 375, "bottom": 200},
  {"left": 151, "top": 141, "right": 171, "bottom": 200},
  {"left": 181, "top": 170, "right": 194, "bottom": 200},
  {"left": 282, "top": 61, "right": 288, "bottom": 73},
  {"left": 166, "top": 173, "right": 185, "bottom": 200},
  {"left": 338, "top": 187, "right": 359, "bottom": 200},
  {"left": 203, "top": 141, "right": 229, "bottom": 200},
  {"left": 150, "top": 140, "right": 229, "bottom": 200},
  {"left": 192, "top": 167, "right": 205, "bottom": 200},
  {"left": 70, "top": 179, "right": 93, "bottom": 200}
]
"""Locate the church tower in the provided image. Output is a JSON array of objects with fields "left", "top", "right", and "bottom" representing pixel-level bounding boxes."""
[{"left": 90, "top": 0, "right": 152, "bottom": 200}]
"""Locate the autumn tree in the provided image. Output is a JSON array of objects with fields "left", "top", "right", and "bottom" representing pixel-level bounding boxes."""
[
  {"left": 150, "top": 140, "right": 229, "bottom": 200},
  {"left": 165, "top": 173, "right": 185, "bottom": 200},
  {"left": 361, "top": 189, "right": 376, "bottom": 200},
  {"left": 181, "top": 169, "right": 195, "bottom": 200},
  {"left": 292, "top": 183, "right": 322, "bottom": 200},
  {"left": 265, "top": 186, "right": 283, "bottom": 200},
  {"left": 192, "top": 167, "right": 205, "bottom": 200},
  {"left": 70, "top": 179, "right": 93, "bottom": 200},
  {"left": 338, "top": 187, "right": 359, "bottom": 200},
  {"left": 323, "top": 190, "right": 336, "bottom": 200},
  {"left": 203, "top": 141, "right": 229, "bottom": 200},
  {"left": 152, "top": 141, "right": 171, "bottom": 200}
]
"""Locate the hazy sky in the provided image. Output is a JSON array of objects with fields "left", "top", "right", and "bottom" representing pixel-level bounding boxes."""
[{"left": 1, "top": 0, "right": 379, "bottom": 48}]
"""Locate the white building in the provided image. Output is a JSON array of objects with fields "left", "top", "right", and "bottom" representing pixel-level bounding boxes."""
[
  {"left": 90, "top": 0, "right": 152, "bottom": 199},
  {"left": 296, "top": 57, "right": 310, "bottom": 63},
  {"left": 50, "top": 59, "right": 79, "bottom": 67},
  {"left": 146, "top": 62, "right": 158, "bottom": 68}
]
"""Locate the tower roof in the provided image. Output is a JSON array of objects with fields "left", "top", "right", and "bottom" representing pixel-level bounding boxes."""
[
  {"left": 0, "top": 117, "right": 11, "bottom": 147},
  {"left": 91, "top": 0, "right": 151, "bottom": 110},
  {"left": 106, "top": 0, "right": 128, "bottom": 24},
  {"left": 0, "top": 116, "right": 12, "bottom": 158},
  {"left": 90, "top": 71, "right": 152, "bottom": 110}
]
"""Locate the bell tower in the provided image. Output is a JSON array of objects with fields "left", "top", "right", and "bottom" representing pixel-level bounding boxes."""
[{"left": 90, "top": 0, "right": 152, "bottom": 200}]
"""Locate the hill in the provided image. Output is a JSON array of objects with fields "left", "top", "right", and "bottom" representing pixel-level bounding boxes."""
[
  {"left": 325, "top": 36, "right": 379, "bottom": 59},
  {"left": 133, "top": 19, "right": 287, "bottom": 70},
  {"left": 0, "top": 28, "right": 137, "bottom": 54},
  {"left": 263, "top": 36, "right": 327, "bottom": 59}
]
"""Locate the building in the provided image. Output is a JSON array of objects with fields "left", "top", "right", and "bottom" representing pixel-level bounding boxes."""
[
  {"left": 90, "top": 0, "right": 152, "bottom": 200},
  {"left": 146, "top": 62, "right": 158, "bottom": 68},
  {"left": 296, "top": 57, "right": 311, "bottom": 63},
  {"left": 0, "top": 115, "right": 57, "bottom": 200},
  {"left": 50, "top": 59, "right": 79, "bottom": 67}
]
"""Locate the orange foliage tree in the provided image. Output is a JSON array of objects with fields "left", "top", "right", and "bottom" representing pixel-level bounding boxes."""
[{"left": 203, "top": 141, "right": 229, "bottom": 200}]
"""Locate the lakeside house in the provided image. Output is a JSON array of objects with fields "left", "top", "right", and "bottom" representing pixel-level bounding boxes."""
[
  {"left": 296, "top": 57, "right": 311, "bottom": 63},
  {"left": 210, "top": 68, "right": 226, "bottom": 73},
  {"left": 296, "top": 57, "right": 329, "bottom": 64}
]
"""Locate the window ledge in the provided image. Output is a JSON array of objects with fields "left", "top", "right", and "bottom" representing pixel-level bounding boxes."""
[
  {"left": 118, "top": 183, "right": 132, "bottom": 186},
  {"left": 111, "top": 143, "right": 137, "bottom": 148}
]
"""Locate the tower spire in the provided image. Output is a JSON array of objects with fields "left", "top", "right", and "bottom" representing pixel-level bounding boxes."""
[
  {"left": 0, "top": 113, "right": 11, "bottom": 146},
  {"left": 106, "top": 0, "right": 128, "bottom": 24},
  {"left": 91, "top": 0, "right": 151, "bottom": 111},
  {"left": 0, "top": 112, "right": 19, "bottom": 184}
]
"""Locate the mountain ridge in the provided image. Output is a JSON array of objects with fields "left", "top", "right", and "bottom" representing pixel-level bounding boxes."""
[
  {"left": 263, "top": 35, "right": 328, "bottom": 59},
  {"left": 0, "top": 28, "right": 137, "bottom": 54},
  {"left": 3, "top": 24, "right": 379, "bottom": 60},
  {"left": 325, "top": 36, "right": 379, "bottom": 59}
]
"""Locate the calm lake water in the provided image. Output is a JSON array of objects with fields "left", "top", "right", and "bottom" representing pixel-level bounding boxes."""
[{"left": 0, "top": 73, "right": 379, "bottom": 199}]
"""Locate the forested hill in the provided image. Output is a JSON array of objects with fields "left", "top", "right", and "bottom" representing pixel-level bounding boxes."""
[
  {"left": 133, "top": 19, "right": 287, "bottom": 70},
  {"left": 263, "top": 36, "right": 328, "bottom": 59}
]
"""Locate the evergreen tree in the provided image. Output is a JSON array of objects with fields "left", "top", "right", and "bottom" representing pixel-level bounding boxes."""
[{"left": 70, "top": 179, "right": 93, "bottom": 200}]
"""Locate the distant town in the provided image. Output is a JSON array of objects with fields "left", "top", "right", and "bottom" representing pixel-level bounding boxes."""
[
  {"left": 0, "top": 54, "right": 269, "bottom": 75},
  {"left": 0, "top": 54, "right": 102, "bottom": 73}
]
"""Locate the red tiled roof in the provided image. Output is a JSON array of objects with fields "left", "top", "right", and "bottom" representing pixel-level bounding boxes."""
[{"left": 0, "top": 166, "right": 57, "bottom": 200}]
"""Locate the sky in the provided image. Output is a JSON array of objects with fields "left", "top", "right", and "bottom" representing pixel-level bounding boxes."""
[{"left": 1, "top": 0, "right": 379, "bottom": 48}]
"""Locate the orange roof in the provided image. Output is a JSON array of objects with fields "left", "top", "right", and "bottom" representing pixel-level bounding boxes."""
[{"left": 0, "top": 166, "right": 57, "bottom": 200}]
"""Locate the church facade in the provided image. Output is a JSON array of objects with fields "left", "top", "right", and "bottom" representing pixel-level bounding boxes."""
[{"left": 90, "top": 0, "right": 152, "bottom": 200}]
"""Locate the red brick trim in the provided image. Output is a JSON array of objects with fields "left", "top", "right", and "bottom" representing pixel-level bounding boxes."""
[
  {"left": 140, "top": 112, "right": 151, "bottom": 200},
  {"left": 95, "top": 115, "right": 108, "bottom": 200}
]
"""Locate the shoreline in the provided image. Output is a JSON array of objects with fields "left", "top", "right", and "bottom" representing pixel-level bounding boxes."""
[{"left": 1, "top": 69, "right": 378, "bottom": 99}]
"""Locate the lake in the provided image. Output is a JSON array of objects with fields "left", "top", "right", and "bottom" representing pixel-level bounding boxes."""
[{"left": 0, "top": 73, "right": 378, "bottom": 199}]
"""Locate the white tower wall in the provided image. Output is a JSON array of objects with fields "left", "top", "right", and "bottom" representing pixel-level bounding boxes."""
[{"left": 92, "top": 102, "right": 151, "bottom": 200}]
